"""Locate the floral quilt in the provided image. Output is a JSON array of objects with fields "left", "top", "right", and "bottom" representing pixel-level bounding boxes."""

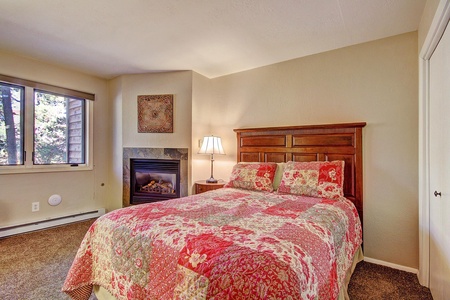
[{"left": 63, "top": 188, "right": 362, "bottom": 300}]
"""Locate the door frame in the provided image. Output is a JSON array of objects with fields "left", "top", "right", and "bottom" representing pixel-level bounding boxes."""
[{"left": 419, "top": 0, "right": 450, "bottom": 287}]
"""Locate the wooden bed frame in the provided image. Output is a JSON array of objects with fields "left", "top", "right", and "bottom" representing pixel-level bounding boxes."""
[{"left": 234, "top": 122, "right": 366, "bottom": 224}]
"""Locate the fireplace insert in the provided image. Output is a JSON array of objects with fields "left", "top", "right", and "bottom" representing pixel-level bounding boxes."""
[{"left": 130, "top": 158, "right": 180, "bottom": 204}]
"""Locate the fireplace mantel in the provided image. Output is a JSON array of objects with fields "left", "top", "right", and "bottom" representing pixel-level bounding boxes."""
[{"left": 123, "top": 147, "right": 188, "bottom": 207}]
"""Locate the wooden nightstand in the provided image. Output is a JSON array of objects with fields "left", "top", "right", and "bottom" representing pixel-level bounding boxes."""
[{"left": 195, "top": 180, "right": 225, "bottom": 194}]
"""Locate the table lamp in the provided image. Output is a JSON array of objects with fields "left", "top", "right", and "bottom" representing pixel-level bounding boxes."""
[{"left": 198, "top": 135, "right": 225, "bottom": 183}]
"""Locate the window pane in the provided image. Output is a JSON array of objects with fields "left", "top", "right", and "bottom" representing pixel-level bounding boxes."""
[
  {"left": 0, "top": 84, "right": 23, "bottom": 165},
  {"left": 34, "top": 91, "right": 85, "bottom": 165}
]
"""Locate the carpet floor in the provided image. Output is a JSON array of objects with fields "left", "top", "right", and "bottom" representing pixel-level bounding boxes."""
[{"left": 0, "top": 219, "right": 433, "bottom": 300}]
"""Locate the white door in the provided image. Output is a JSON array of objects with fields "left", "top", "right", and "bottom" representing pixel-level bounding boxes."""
[{"left": 429, "top": 20, "right": 450, "bottom": 300}]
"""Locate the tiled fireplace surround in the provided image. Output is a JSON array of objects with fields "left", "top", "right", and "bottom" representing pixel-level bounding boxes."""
[{"left": 123, "top": 147, "right": 188, "bottom": 207}]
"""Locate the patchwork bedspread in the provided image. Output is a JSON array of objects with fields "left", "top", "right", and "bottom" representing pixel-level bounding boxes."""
[{"left": 63, "top": 188, "right": 362, "bottom": 300}]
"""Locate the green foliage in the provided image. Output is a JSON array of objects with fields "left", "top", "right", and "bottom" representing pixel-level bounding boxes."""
[
  {"left": 1, "top": 87, "right": 82, "bottom": 165},
  {"left": 34, "top": 92, "right": 68, "bottom": 164},
  {"left": 0, "top": 86, "right": 22, "bottom": 165}
]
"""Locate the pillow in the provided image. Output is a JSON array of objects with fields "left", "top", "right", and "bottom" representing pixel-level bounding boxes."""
[
  {"left": 272, "top": 162, "right": 286, "bottom": 191},
  {"left": 225, "top": 162, "right": 278, "bottom": 192},
  {"left": 237, "top": 162, "right": 285, "bottom": 191},
  {"left": 277, "top": 160, "right": 345, "bottom": 199}
]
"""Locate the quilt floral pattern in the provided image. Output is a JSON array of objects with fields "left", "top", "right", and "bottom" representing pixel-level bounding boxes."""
[
  {"left": 224, "top": 163, "right": 278, "bottom": 192},
  {"left": 63, "top": 188, "right": 362, "bottom": 300},
  {"left": 278, "top": 161, "right": 345, "bottom": 199}
]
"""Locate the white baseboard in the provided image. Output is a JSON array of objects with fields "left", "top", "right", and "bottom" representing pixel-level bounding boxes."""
[
  {"left": 364, "top": 256, "right": 419, "bottom": 274},
  {"left": 0, "top": 208, "right": 105, "bottom": 238}
]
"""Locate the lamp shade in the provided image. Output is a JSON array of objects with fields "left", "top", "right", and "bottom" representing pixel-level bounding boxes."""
[{"left": 198, "top": 136, "right": 225, "bottom": 155}]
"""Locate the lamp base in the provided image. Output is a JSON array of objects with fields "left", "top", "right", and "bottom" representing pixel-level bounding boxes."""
[{"left": 206, "top": 177, "right": 218, "bottom": 183}]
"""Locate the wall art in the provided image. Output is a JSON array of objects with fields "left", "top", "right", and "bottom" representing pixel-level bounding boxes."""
[{"left": 137, "top": 94, "right": 173, "bottom": 133}]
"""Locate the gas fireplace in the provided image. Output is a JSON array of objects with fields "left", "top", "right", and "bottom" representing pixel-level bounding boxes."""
[{"left": 130, "top": 158, "right": 180, "bottom": 204}]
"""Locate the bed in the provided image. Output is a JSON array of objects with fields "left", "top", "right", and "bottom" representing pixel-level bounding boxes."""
[{"left": 63, "top": 122, "right": 366, "bottom": 300}]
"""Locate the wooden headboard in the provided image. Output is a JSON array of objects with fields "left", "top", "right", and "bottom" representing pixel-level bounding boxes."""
[{"left": 234, "top": 122, "right": 366, "bottom": 223}]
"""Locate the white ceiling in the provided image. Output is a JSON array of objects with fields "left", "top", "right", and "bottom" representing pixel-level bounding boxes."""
[{"left": 0, "top": 0, "right": 426, "bottom": 79}]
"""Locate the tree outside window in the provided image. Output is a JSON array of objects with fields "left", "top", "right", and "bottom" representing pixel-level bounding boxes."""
[
  {"left": 34, "top": 92, "right": 85, "bottom": 165},
  {"left": 0, "top": 84, "right": 23, "bottom": 165}
]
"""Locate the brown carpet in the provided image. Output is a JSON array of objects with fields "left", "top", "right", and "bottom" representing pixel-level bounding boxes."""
[
  {"left": 0, "top": 220, "right": 433, "bottom": 300},
  {"left": 348, "top": 261, "right": 433, "bottom": 299},
  {"left": 0, "top": 219, "right": 97, "bottom": 300}
]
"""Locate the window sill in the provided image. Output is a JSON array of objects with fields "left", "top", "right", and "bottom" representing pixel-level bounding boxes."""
[{"left": 0, "top": 164, "right": 93, "bottom": 175}]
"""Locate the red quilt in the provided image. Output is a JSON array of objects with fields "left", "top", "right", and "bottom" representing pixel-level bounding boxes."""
[{"left": 63, "top": 188, "right": 362, "bottom": 300}]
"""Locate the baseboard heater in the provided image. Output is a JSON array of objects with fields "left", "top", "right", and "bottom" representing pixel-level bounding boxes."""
[{"left": 0, "top": 208, "right": 106, "bottom": 238}]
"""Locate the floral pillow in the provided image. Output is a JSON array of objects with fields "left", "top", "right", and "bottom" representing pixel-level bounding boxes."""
[
  {"left": 277, "top": 160, "right": 345, "bottom": 199},
  {"left": 225, "top": 163, "right": 278, "bottom": 192}
]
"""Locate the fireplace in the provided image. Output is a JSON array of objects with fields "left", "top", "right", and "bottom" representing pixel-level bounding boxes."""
[
  {"left": 123, "top": 147, "right": 188, "bottom": 207},
  {"left": 130, "top": 158, "right": 180, "bottom": 204}
]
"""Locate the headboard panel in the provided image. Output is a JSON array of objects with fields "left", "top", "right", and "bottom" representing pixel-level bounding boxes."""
[{"left": 234, "top": 122, "right": 366, "bottom": 223}]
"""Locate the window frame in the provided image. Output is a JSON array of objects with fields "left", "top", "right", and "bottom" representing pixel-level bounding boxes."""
[
  {"left": 0, "top": 75, "right": 94, "bottom": 174},
  {"left": 33, "top": 90, "right": 87, "bottom": 166}
]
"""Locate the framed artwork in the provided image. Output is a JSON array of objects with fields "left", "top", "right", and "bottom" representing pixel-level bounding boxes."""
[{"left": 137, "top": 94, "right": 173, "bottom": 133}]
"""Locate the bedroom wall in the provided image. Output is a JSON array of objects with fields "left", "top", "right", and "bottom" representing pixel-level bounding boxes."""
[
  {"left": 107, "top": 71, "right": 194, "bottom": 208},
  {"left": 107, "top": 77, "right": 123, "bottom": 211},
  {"left": 120, "top": 72, "right": 193, "bottom": 149},
  {"left": 0, "top": 51, "right": 111, "bottom": 228},
  {"left": 191, "top": 71, "right": 221, "bottom": 185},
  {"left": 192, "top": 32, "right": 419, "bottom": 269}
]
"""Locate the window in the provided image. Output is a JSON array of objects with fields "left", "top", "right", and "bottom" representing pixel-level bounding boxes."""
[
  {"left": 0, "top": 75, "right": 94, "bottom": 172},
  {"left": 34, "top": 91, "right": 85, "bottom": 165}
]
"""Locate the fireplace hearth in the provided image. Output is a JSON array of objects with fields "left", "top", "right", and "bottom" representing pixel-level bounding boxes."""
[{"left": 130, "top": 159, "right": 180, "bottom": 204}]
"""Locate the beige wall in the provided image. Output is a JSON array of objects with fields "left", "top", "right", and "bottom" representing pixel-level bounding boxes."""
[
  {"left": 120, "top": 72, "right": 193, "bottom": 149},
  {"left": 0, "top": 51, "right": 111, "bottom": 227},
  {"left": 192, "top": 32, "right": 419, "bottom": 269},
  {"left": 107, "top": 77, "right": 124, "bottom": 211},
  {"left": 191, "top": 71, "right": 219, "bottom": 185},
  {"left": 108, "top": 71, "right": 194, "bottom": 207}
]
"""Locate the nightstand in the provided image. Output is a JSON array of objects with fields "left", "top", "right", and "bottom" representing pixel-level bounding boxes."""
[{"left": 195, "top": 180, "right": 225, "bottom": 194}]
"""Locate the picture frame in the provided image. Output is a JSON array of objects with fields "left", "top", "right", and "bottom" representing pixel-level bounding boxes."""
[{"left": 137, "top": 94, "right": 173, "bottom": 133}]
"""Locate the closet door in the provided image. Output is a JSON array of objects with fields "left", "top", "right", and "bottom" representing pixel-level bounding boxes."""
[{"left": 429, "top": 21, "right": 450, "bottom": 300}]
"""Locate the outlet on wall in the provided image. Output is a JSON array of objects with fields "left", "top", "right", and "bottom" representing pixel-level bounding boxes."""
[{"left": 32, "top": 202, "right": 39, "bottom": 212}]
